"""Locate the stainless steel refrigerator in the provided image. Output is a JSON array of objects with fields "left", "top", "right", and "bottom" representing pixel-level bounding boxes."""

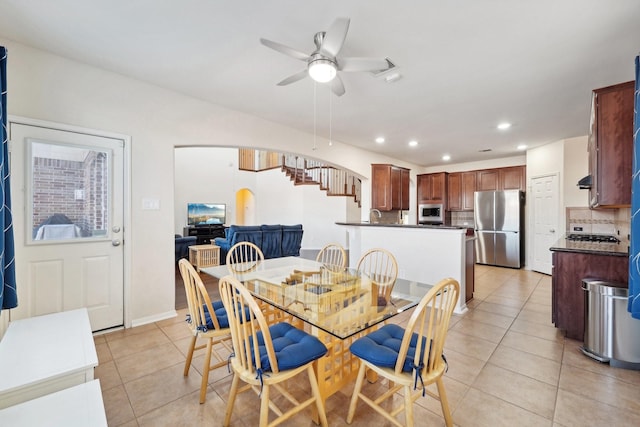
[{"left": 474, "top": 190, "right": 524, "bottom": 268}]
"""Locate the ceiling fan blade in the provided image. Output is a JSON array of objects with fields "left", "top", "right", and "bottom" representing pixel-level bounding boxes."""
[
  {"left": 320, "top": 17, "right": 350, "bottom": 57},
  {"left": 277, "top": 69, "right": 309, "bottom": 86},
  {"left": 260, "top": 38, "right": 310, "bottom": 61},
  {"left": 339, "top": 57, "right": 390, "bottom": 72},
  {"left": 330, "top": 74, "right": 346, "bottom": 97}
]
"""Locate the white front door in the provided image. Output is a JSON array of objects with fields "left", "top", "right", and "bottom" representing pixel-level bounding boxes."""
[
  {"left": 531, "top": 173, "right": 559, "bottom": 275},
  {"left": 9, "top": 120, "right": 125, "bottom": 331}
]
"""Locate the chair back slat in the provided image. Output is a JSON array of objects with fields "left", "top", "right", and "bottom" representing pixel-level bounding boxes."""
[
  {"left": 356, "top": 248, "right": 398, "bottom": 305},
  {"left": 219, "top": 275, "right": 280, "bottom": 375},
  {"left": 316, "top": 243, "right": 347, "bottom": 272},
  {"left": 395, "top": 278, "right": 459, "bottom": 375},
  {"left": 226, "top": 241, "right": 265, "bottom": 273},
  {"left": 179, "top": 259, "right": 222, "bottom": 330}
]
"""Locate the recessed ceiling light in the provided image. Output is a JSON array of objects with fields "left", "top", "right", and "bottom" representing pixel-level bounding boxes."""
[
  {"left": 442, "top": 155, "right": 451, "bottom": 161},
  {"left": 408, "top": 140, "right": 418, "bottom": 147},
  {"left": 497, "top": 122, "right": 511, "bottom": 130},
  {"left": 375, "top": 137, "right": 385, "bottom": 144},
  {"left": 517, "top": 144, "right": 527, "bottom": 150}
]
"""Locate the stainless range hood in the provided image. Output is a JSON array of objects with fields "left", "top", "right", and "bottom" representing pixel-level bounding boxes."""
[{"left": 577, "top": 175, "right": 592, "bottom": 189}]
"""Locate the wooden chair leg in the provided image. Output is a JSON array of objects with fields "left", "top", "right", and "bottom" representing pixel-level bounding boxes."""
[
  {"left": 404, "top": 384, "right": 414, "bottom": 427},
  {"left": 199, "top": 338, "right": 213, "bottom": 404},
  {"left": 346, "top": 362, "right": 367, "bottom": 424},
  {"left": 259, "top": 384, "right": 270, "bottom": 427},
  {"left": 436, "top": 377, "right": 453, "bottom": 427},
  {"left": 184, "top": 335, "right": 197, "bottom": 377},
  {"left": 307, "top": 365, "right": 328, "bottom": 427},
  {"left": 223, "top": 374, "right": 240, "bottom": 427}
]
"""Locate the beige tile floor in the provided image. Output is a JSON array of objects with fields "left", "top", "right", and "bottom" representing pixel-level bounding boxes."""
[{"left": 95, "top": 265, "right": 640, "bottom": 426}]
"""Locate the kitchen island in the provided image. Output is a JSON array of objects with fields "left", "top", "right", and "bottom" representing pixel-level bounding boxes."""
[{"left": 336, "top": 222, "right": 473, "bottom": 313}]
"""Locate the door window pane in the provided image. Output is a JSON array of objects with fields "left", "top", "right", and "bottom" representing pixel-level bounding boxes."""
[{"left": 28, "top": 140, "right": 110, "bottom": 241}]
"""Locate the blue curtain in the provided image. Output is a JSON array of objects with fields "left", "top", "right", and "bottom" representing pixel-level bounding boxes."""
[
  {"left": 0, "top": 46, "right": 17, "bottom": 314},
  {"left": 630, "top": 55, "right": 640, "bottom": 318}
]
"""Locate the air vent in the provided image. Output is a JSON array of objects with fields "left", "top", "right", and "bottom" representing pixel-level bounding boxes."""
[{"left": 370, "top": 58, "right": 396, "bottom": 76}]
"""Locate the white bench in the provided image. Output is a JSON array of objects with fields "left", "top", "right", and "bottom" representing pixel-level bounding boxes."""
[
  {"left": 0, "top": 379, "right": 107, "bottom": 426},
  {"left": 0, "top": 308, "right": 99, "bottom": 409}
]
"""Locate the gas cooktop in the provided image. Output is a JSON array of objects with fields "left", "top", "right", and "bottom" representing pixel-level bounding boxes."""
[{"left": 566, "top": 233, "right": 620, "bottom": 243}]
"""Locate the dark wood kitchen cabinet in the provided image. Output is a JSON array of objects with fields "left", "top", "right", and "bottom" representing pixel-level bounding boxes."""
[
  {"left": 551, "top": 251, "right": 628, "bottom": 341},
  {"left": 476, "top": 166, "right": 525, "bottom": 192},
  {"left": 417, "top": 172, "right": 447, "bottom": 204},
  {"left": 371, "top": 164, "right": 410, "bottom": 211},
  {"left": 448, "top": 172, "right": 476, "bottom": 211},
  {"left": 588, "top": 81, "right": 634, "bottom": 208}
]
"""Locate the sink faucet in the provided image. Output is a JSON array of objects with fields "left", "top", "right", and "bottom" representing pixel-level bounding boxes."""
[{"left": 370, "top": 209, "right": 382, "bottom": 223}]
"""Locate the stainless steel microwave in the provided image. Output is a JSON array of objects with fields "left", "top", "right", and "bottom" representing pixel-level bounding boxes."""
[{"left": 418, "top": 203, "right": 444, "bottom": 223}]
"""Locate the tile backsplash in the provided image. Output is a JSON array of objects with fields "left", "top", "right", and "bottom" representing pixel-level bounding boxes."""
[
  {"left": 451, "top": 211, "right": 474, "bottom": 227},
  {"left": 566, "top": 207, "right": 630, "bottom": 241}
]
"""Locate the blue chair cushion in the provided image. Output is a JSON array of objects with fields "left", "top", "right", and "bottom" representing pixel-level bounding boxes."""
[
  {"left": 255, "top": 322, "right": 327, "bottom": 372},
  {"left": 200, "top": 300, "right": 252, "bottom": 330},
  {"left": 349, "top": 323, "right": 428, "bottom": 373},
  {"left": 202, "top": 299, "right": 231, "bottom": 329}
]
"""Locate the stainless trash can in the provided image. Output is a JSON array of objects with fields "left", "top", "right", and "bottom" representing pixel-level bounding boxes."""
[{"left": 581, "top": 278, "right": 640, "bottom": 370}]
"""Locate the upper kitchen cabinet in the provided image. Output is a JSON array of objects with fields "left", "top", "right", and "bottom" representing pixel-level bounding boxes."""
[
  {"left": 588, "top": 81, "right": 634, "bottom": 208},
  {"left": 476, "top": 166, "right": 525, "bottom": 192},
  {"left": 371, "top": 164, "right": 410, "bottom": 211},
  {"left": 417, "top": 172, "right": 447, "bottom": 204},
  {"left": 447, "top": 172, "right": 476, "bottom": 211}
]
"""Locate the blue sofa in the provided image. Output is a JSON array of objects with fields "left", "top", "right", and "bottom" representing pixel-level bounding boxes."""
[
  {"left": 175, "top": 234, "right": 197, "bottom": 263},
  {"left": 214, "top": 224, "right": 303, "bottom": 264}
]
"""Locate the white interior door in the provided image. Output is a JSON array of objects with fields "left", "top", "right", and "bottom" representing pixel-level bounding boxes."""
[
  {"left": 9, "top": 120, "right": 125, "bottom": 331},
  {"left": 531, "top": 174, "right": 559, "bottom": 275}
]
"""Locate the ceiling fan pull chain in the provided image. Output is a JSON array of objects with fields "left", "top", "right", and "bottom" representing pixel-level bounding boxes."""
[
  {"left": 329, "top": 85, "right": 332, "bottom": 146},
  {"left": 313, "top": 81, "right": 317, "bottom": 151}
]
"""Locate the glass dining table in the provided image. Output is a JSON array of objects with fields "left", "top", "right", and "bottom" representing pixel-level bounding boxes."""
[{"left": 201, "top": 256, "right": 431, "bottom": 406}]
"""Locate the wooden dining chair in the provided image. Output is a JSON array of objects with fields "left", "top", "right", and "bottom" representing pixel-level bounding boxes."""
[
  {"left": 346, "top": 277, "right": 460, "bottom": 427},
  {"left": 226, "top": 241, "right": 264, "bottom": 273},
  {"left": 218, "top": 275, "right": 329, "bottom": 427},
  {"left": 316, "top": 242, "right": 347, "bottom": 272},
  {"left": 178, "top": 258, "right": 233, "bottom": 404},
  {"left": 356, "top": 248, "right": 398, "bottom": 305}
]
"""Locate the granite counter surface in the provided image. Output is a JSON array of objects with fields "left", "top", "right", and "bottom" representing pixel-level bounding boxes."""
[{"left": 549, "top": 234, "right": 628, "bottom": 257}]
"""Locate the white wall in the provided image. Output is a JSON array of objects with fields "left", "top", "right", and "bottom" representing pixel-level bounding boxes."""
[
  {"left": 563, "top": 136, "right": 589, "bottom": 208},
  {"left": 4, "top": 39, "right": 412, "bottom": 326}
]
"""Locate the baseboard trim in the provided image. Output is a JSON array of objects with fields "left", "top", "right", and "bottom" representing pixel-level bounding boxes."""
[{"left": 131, "top": 310, "right": 177, "bottom": 328}]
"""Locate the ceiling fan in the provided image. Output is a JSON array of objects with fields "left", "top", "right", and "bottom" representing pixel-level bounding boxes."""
[{"left": 260, "top": 17, "right": 391, "bottom": 96}]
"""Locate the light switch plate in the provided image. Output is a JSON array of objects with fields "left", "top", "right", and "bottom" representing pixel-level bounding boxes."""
[{"left": 142, "top": 198, "right": 160, "bottom": 210}]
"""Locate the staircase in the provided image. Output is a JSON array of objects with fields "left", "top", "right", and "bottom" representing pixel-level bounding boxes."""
[{"left": 238, "top": 149, "right": 361, "bottom": 206}]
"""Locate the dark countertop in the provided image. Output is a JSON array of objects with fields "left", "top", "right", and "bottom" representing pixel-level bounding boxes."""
[
  {"left": 335, "top": 222, "right": 465, "bottom": 230},
  {"left": 335, "top": 222, "right": 476, "bottom": 240},
  {"left": 549, "top": 234, "right": 629, "bottom": 257}
]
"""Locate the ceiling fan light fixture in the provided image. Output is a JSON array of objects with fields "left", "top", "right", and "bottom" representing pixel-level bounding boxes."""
[{"left": 308, "top": 58, "right": 337, "bottom": 83}]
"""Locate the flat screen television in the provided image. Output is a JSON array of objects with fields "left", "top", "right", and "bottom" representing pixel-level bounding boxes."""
[{"left": 187, "top": 203, "right": 226, "bottom": 226}]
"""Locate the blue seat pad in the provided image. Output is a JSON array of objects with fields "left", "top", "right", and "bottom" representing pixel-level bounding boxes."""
[
  {"left": 201, "top": 300, "right": 230, "bottom": 329},
  {"left": 350, "top": 323, "right": 427, "bottom": 372},
  {"left": 201, "top": 301, "right": 252, "bottom": 329},
  {"left": 255, "top": 322, "right": 327, "bottom": 372}
]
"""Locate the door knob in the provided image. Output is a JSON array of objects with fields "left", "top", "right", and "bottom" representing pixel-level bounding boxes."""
[
  {"left": 112, "top": 226, "right": 121, "bottom": 233},
  {"left": 112, "top": 239, "right": 121, "bottom": 246}
]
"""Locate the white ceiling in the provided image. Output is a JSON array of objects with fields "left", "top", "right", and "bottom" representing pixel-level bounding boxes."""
[{"left": 0, "top": 0, "right": 638, "bottom": 167}]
